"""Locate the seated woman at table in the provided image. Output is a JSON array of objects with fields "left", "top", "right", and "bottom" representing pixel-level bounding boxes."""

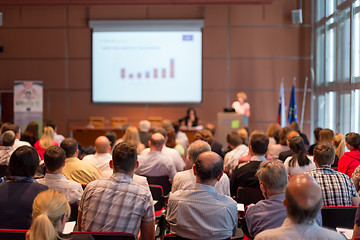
[{"left": 178, "top": 108, "right": 199, "bottom": 127}]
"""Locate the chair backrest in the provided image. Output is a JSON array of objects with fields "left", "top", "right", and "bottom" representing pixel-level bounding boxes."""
[
  {"left": 0, "top": 229, "right": 27, "bottom": 240},
  {"left": 145, "top": 175, "right": 171, "bottom": 196},
  {"left": 147, "top": 117, "right": 163, "bottom": 128},
  {"left": 235, "top": 187, "right": 264, "bottom": 206},
  {"left": 111, "top": 117, "right": 128, "bottom": 129},
  {"left": 0, "top": 165, "right": 7, "bottom": 178},
  {"left": 163, "top": 234, "right": 190, "bottom": 240},
  {"left": 321, "top": 206, "right": 357, "bottom": 230},
  {"left": 69, "top": 203, "right": 79, "bottom": 222},
  {"left": 149, "top": 184, "right": 165, "bottom": 211},
  {"left": 88, "top": 117, "right": 105, "bottom": 128},
  {"left": 70, "top": 231, "right": 135, "bottom": 240}
]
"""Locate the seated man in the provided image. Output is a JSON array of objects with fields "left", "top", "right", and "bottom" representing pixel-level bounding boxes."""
[
  {"left": 83, "top": 136, "right": 112, "bottom": 172},
  {"left": 1, "top": 123, "right": 30, "bottom": 150},
  {"left": 245, "top": 160, "right": 321, "bottom": 238},
  {"left": 135, "top": 133, "right": 177, "bottom": 183},
  {"left": 166, "top": 151, "right": 237, "bottom": 240},
  {"left": 171, "top": 140, "right": 230, "bottom": 196},
  {"left": 224, "top": 131, "right": 248, "bottom": 177},
  {"left": 37, "top": 146, "right": 83, "bottom": 204},
  {"left": 78, "top": 142, "right": 155, "bottom": 240},
  {"left": 230, "top": 134, "right": 269, "bottom": 196},
  {"left": 255, "top": 174, "right": 343, "bottom": 240},
  {"left": 60, "top": 138, "right": 102, "bottom": 185},
  {"left": 307, "top": 142, "right": 360, "bottom": 206},
  {"left": 0, "top": 130, "right": 16, "bottom": 165}
]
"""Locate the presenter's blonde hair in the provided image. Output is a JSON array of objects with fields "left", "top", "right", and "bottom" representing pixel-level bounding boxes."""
[
  {"left": 237, "top": 92, "right": 247, "bottom": 101},
  {"left": 27, "top": 190, "right": 70, "bottom": 240}
]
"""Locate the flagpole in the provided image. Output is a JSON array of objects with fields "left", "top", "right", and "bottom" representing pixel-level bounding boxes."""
[{"left": 300, "top": 76, "right": 308, "bottom": 131}]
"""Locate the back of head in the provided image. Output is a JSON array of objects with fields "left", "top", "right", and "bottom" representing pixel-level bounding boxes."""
[
  {"left": 279, "top": 127, "right": 290, "bottom": 145},
  {"left": 44, "top": 146, "right": 66, "bottom": 172},
  {"left": 8, "top": 146, "right": 39, "bottom": 177},
  {"left": 319, "top": 129, "right": 334, "bottom": 144},
  {"left": 314, "top": 127, "right": 323, "bottom": 142},
  {"left": 45, "top": 120, "right": 57, "bottom": 131},
  {"left": 195, "top": 151, "right": 223, "bottom": 183},
  {"left": 237, "top": 128, "right": 249, "bottom": 146},
  {"left": 287, "top": 130, "right": 300, "bottom": 142},
  {"left": 289, "top": 136, "right": 309, "bottom": 167},
  {"left": 204, "top": 123, "right": 216, "bottom": 136},
  {"left": 95, "top": 136, "right": 111, "bottom": 154},
  {"left": 226, "top": 132, "right": 243, "bottom": 148},
  {"left": 313, "top": 142, "right": 335, "bottom": 167},
  {"left": 60, "top": 138, "right": 78, "bottom": 158},
  {"left": 250, "top": 134, "right": 269, "bottom": 155},
  {"left": 154, "top": 128, "right": 168, "bottom": 138},
  {"left": 1, "top": 130, "right": 16, "bottom": 146},
  {"left": 194, "top": 129, "right": 214, "bottom": 145},
  {"left": 105, "top": 131, "right": 117, "bottom": 147},
  {"left": 333, "top": 133, "right": 345, "bottom": 158},
  {"left": 266, "top": 123, "right": 281, "bottom": 138},
  {"left": 256, "top": 160, "right": 288, "bottom": 193},
  {"left": 28, "top": 189, "right": 70, "bottom": 240},
  {"left": 165, "top": 129, "right": 176, "bottom": 148},
  {"left": 273, "top": 129, "right": 281, "bottom": 144},
  {"left": 150, "top": 133, "right": 165, "bottom": 150},
  {"left": 39, "top": 127, "right": 55, "bottom": 149},
  {"left": 162, "top": 119, "right": 174, "bottom": 131},
  {"left": 345, "top": 132, "right": 360, "bottom": 149},
  {"left": 289, "top": 121, "right": 300, "bottom": 132},
  {"left": 25, "top": 121, "right": 39, "bottom": 139},
  {"left": 139, "top": 120, "right": 151, "bottom": 132},
  {"left": 188, "top": 140, "right": 211, "bottom": 164},
  {"left": 112, "top": 142, "right": 138, "bottom": 173},
  {"left": 285, "top": 174, "right": 322, "bottom": 224},
  {"left": 1, "top": 123, "right": 19, "bottom": 135}
]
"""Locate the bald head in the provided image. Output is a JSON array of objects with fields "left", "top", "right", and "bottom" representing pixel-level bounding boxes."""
[
  {"left": 150, "top": 133, "right": 165, "bottom": 151},
  {"left": 285, "top": 174, "right": 322, "bottom": 223},
  {"left": 95, "top": 136, "right": 111, "bottom": 154},
  {"left": 194, "top": 151, "right": 223, "bottom": 185}
]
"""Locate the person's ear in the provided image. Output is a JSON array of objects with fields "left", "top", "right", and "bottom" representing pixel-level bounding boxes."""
[
  {"left": 216, "top": 171, "right": 223, "bottom": 181},
  {"left": 192, "top": 164, "right": 197, "bottom": 176},
  {"left": 136, "top": 161, "right": 139, "bottom": 169},
  {"left": 109, "top": 160, "right": 113, "bottom": 169}
]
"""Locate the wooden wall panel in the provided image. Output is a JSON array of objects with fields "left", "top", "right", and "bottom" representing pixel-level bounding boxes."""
[
  {"left": 68, "top": 6, "right": 89, "bottom": 26},
  {"left": 204, "top": 5, "right": 228, "bottom": 27},
  {"left": 148, "top": 5, "right": 204, "bottom": 19},
  {"left": 68, "top": 28, "right": 91, "bottom": 58},
  {"left": 203, "top": 59, "right": 228, "bottom": 90},
  {"left": 203, "top": 27, "right": 228, "bottom": 58},
  {"left": 68, "top": 59, "right": 91, "bottom": 89},
  {"left": 89, "top": 5, "right": 147, "bottom": 19}
]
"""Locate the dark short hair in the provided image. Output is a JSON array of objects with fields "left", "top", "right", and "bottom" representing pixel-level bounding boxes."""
[
  {"left": 194, "top": 130, "right": 214, "bottom": 145},
  {"left": 286, "top": 188, "right": 322, "bottom": 224},
  {"left": 279, "top": 127, "right": 290, "bottom": 145},
  {"left": 44, "top": 146, "right": 66, "bottom": 172},
  {"left": 1, "top": 123, "right": 19, "bottom": 135},
  {"left": 45, "top": 120, "right": 57, "bottom": 130},
  {"left": 319, "top": 129, "right": 334, "bottom": 144},
  {"left": 195, "top": 153, "right": 223, "bottom": 182},
  {"left": 112, "top": 142, "right": 138, "bottom": 173},
  {"left": 250, "top": 134, "right": 269, "bottom": 155},
  {"left": 314, "top": 128, "right": 323, "bottom": 142},
  {"left": 60, "top": 138, "right": 78, "bottom": 158},
  {"left": 346, "top": 132, "right": 360, "bottom": 149},
  {"left": 1, "top": 130, "right": 16, "bottom": 146},
  {"left": 226, "top": 132, "right": 242, "bottom": 147},
  {"left": 313, "top": 142, "right": 335, "bottom": 166},
  {"left": 105, "top": 131, "right": 117, "bottom": 147},
  {"left": 8, "top": 146, "right": 39, "bottom": 177}
]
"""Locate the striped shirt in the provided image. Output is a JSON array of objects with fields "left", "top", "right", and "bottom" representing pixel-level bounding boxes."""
[
  {"left": 306, "top": 167, "right": 358, "bottom": 206},
  {"left": 79, "top": 172, "right": 154, "bottom": 238}
]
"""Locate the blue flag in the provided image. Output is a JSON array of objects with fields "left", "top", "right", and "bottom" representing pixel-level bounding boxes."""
[{"left": 288, "top": 84, "right": 298, "bottom": 124}]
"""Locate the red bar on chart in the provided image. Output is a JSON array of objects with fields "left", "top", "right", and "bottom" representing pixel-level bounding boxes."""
[
  {"left": 170, "top": 59, "right": 174, "bottom": 78},
  {"left": 145, "top": 71, "right": 150, "bottom": 78},
  {"left": 162, "top": 68, "right": 166, "bottom": 78},
  {"left": 129, "top": 74, "right": 133, "bottom": 78},
  {"left": 154, "top": 69, "right": 158, "bottom": 78},
  {"left": 121, "top": 69, "right": 125, "bottom": 78},
  {"left": 137, "top": 73, "right": 142, "bottom": 78}
]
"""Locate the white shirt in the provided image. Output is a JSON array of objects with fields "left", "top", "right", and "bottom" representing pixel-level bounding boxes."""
[
  {"left": 54, "top": 133, "right": 65, "bottom": 145},
  {"left": 37, "top": 173, "right": 83, "bottom": 204},
  {"left": 268, "top": 144, "right": 289, "bottom": 160},
  {"left": 82, "top": 152, "right": 112, "bottom": 172},
  {"left": 142, "top": 146, "right": 185, "bottom": 172},
  {"left": 171, "top": 169, "right": 230, "bottom": 196},
  {"left": 284, "top": 155, "right": 316, "bottom": 176},
  {"left": 13, "top": 139, "right": 30, "bottom": 150},
  {"left": 232, "top": 101, "right": 250, "bottom": 115},
  {"left": 224, "top": 144, "right": 249, "bottom": 175}
]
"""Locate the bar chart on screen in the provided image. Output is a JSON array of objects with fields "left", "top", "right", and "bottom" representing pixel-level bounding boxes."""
[{"left": 120, "top": 59, "right": 174, "bottom": 80}]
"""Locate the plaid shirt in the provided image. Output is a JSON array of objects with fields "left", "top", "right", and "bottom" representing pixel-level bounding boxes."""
[
  {"left": 306, "top": 167, "right": 358, "bottom": 206},
  {"left": 79, "top": 172, "right": 154, "bottom": 237}
]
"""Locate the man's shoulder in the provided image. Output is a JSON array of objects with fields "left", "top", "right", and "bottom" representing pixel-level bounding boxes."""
[{"left": 82, "top": 154, "right": 96, "bottom": 161}]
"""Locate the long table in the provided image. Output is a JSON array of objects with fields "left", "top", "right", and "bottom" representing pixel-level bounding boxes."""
[{"left": 70, "top": 127, "right": 124, "bottom": 147}]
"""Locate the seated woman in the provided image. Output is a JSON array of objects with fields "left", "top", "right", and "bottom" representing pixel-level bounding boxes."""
[
  {"left": 122, "top": 126, "right": 145, "bottom": 154},
  {"left": 20, "top": 121, "right": 39, "bottom": 147},
  {"left": 0, "top": 146, "right": 48, "bottom": 229},
  {"left": 178, "top": 108, "right": 199, "bottom": 127},
  {"left": 284, "top": 136, "right": 316, "bottom": 176},
  {"left": 34, "top": 126, "right": 60, "bottom": 160}
]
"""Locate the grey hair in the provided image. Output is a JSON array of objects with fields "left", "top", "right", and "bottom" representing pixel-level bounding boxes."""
[
  {"left": 188, "top": 140, "right": 211, "bottom": 164},
  {"left": 1, "top": 130, "right": 16, "bottom": 146},
  {"left": 256, "top": 160, "right": 288, "bottom": 192}
]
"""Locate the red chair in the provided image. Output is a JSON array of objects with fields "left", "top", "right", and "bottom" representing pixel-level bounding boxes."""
[
  {"left": 321, "top": 206, "right": 357, "bottom": 230},
  {"left": 70, "top": 231, "right": 135, "bottom": 240},
  {"left": 0, "top": 229, "right": 27, "bottom": 240}
]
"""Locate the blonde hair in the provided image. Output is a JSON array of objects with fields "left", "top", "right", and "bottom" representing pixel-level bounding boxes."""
[
  {"left": 39, "top": 126, "right": 55, "bottom": 149},
  {"left": 123, "top": 126, "right": 141, "bottom": 148},
  {"left": 237, "top": 92, "right": 247, "bottom": 101},
  {"left": 237, "top": 128, "right": 249, "bottom": 146},
  {"left": 266, "top": 123, "right": 281, "bottom": 138},
  {"left": 333, "top": 133, "right": 345, "bottom": 158},
  {"left": 27, "top": 190, "right": 70, "bottom": 240}
]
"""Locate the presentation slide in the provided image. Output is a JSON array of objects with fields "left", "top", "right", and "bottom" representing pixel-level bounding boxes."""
[{"left": 92, "top": 31, "right": 202, "bottom": 103}]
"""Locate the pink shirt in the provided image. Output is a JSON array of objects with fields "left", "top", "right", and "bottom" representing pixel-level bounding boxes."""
[{"left": 34, "top": 140, "right": 60, "bottom": 160}]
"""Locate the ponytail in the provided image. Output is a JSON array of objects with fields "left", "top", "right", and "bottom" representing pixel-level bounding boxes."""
[{"left": 28, "top": 213, "right": 58, "bottom": 240}]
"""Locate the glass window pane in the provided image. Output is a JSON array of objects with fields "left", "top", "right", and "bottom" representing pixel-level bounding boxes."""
[
  {"left": 326, "top": 20, "right": 336, "bottom": 84},
  {"left": 317, "top": 0, "right": 325, "bottom": 21},
  {"left": 325, "top": 92, "right": 336, "bottom": 130},
  {"left": 326, "top": 0, "right": 336, "bottom": 17},
  {"left": 352, "top": 90, "right": 360, "bottom": 133},
  {"left": 317, "top": 95, "right": 325, "bottom": 128},
  {"left": 316, "top": 27, "right": 325, "bottom": 86},
  {"left": 353, "top": 2, "right": 360, "bottom": 83},
  {"left": 338, "top": 9, "right": 351, "bottom": 83},
  {"left": 340, "top": 93, "right": 351, "bottom": 134}
]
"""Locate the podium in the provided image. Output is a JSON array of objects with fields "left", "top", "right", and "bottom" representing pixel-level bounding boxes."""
[{"left": 217, "top": 112, "right": 246, "bottom": 147}]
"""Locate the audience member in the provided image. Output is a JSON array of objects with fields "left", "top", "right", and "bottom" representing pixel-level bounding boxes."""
[
  {"left": 223, "top": 131, "right": 248, "bottom": 176},
  {"left": 230, "top": 134, "right": 269, "bottom": 196},
  {"left": 166, "top": 151, "right": 237, "bottom": 240},
  {"left": 78, "top": 142, "right": 155, "bottom": 239},
  {"left": 82, "top": 136, "right": 112, "bottom": 172},
  {"left": 166, "top": 128, "right": 186, "bottom": 159},
  {"left": 61, "top": 138, "right": 101, "bottom": 185},
  {"left": 178, "top": 107, "right": 199, "bottom": 127},
  {"left": 171, "top": 140, "right": 230, "bottom": 196},
  {"left": 352, "top": 204, "right": 360, "bottom": 239},
  {"left": 141, "top": 128, "right": 185, "bottom": 172},
  {"left": 267, "top": 127, "right": 290, "bottom": 160},
  {"left": 135, "top": 133, "right": 177, "bottom": 183},
  {"left": 45, "top": 120, "right": 65, "bottom": 145},
  {"left": 37, "top": 146, "right": 83, "bottom": 204},
  {"left": 237, "top": 127, "right": 250, "bottom": 146},
  {"left": 0, "top": 146, "right": 48, "bottom": 229},
  {"left": 278, "top": 130, "right": 300, "bottom": 162},
  {"left": 289, "top": 121, "right": 310, "bottom": 146},
  {"left": 0, "top": 130, "right": 16, "bottom": 166},
  {"left": 306, "top": 142, "right": 360, "bottom": 206},
  {"left": 319, "top": 128, "right": 339, "bottom": 167},
  {"left": 20, "top": 121, "right": 39, "bottom": 147},
  {"left": 1, "top": 122, "right": 31, "bottom": 149},
  {"left": 173, "top": 121, "right": 189, "bottom": 148},
  {"left": 308, "top": 127, "right": 322, "bottom": 155},
  {"left": 34, "top": 126, "right": 60, "bottom": 160},
  {"left": 194, "top": 129, "right": 224, "bottom": 158},
  {"left": 255, "top": 174, "right": 343, "bottom": 240},
  {"left": 284, "top": 136, "right": 316, "bottom": 176},
  {"left": 266, "top": 123, "right": 281, "bottom": 145},
  {"left": 104, "top": 130, "right": 117, "bottom": 149},
  {"left": 333, "top": 133, "right": 345, "bottom": 159},
  {"left": 139, "top": 120, "right": 152, "bottom": 148},
  {"left": 204, "top": 123, "right": 224, "bottom": 158},
  {"left": 122, "top": 126, "right": 145, "bottom": 154},
  {"left": 338, "top": 132, "right": 360, "bottom": 177}
]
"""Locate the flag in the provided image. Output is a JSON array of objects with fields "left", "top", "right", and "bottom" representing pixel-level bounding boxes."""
[
  {"left": 278, "top": 80, "right": 286, "bottom": 127},
  {"left": 288, "top": 83, "right": 298, "bottom": 124}
]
